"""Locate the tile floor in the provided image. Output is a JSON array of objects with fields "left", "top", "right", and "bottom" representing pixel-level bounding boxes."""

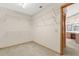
[{"left": 64, "top": 47, "right": 79, "bottom": 56}]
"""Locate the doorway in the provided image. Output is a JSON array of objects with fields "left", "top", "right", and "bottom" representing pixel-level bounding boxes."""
[{"left": 60, "top": 3, "right": 74, "bottom": 55}]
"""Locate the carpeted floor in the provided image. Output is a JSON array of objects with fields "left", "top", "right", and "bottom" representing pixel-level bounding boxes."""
[
  {"left": 0, "top": 41, "right": 59, "bottom": 56},
  {"left": 0, "top": 41, "right": 78, "bottom": 56}
]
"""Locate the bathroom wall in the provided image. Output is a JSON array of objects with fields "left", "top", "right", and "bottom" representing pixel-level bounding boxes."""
[
  {"left": 0, "top": 7, "right": 32, "bottom": 48},
  {"left": 67, "top": 13, "right": 79, "bottom": 24},
  {"left": 33, "top": 6, "right": 60, "bottom": 53},
  {"left": 66, "top": 13, "right": 79, "bottom": 48}
]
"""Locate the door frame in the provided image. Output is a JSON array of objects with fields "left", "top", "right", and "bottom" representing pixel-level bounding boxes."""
[{"left": 60, "top": 3, "right": 74, "bottom": 55}]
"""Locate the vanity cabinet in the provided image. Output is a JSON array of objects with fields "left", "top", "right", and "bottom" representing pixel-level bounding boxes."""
[
  {"left": 66, "top": 32, "right": 79, "bottom": 43},
  {"left": 71, "top": 33, "right": 76, "bottom": 39},
  {"left": 66, "top": 32, "right": 76, "bottom": 39},
  {"left": 76, "top": 34, "right": 79, "bottom": 43}
]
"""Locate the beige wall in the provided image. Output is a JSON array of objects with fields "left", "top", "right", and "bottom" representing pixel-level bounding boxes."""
[
  {"left": 33, "top": 6, "right": 60, "bottom": 53},
  {"left": 0, "top": 6, "right": 61, "bottom": 53},
  {"left": 0, "top": 7, "right": 32, "bottom": 48}
]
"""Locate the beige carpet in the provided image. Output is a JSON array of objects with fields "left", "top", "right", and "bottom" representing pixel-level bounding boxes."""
[
  {"left": 0, "top": 41, "right": 78, "bottom": 56},
  {"left": 0, "top": 41, "right": 59, "bottom": 56}
]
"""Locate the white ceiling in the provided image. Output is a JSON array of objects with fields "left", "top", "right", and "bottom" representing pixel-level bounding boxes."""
[
  {"left": 66, "top": 3, "right": 79, "bottom": 17},
  {"left": 0, "top": 3, "right": 61, "bottom": 16}
]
